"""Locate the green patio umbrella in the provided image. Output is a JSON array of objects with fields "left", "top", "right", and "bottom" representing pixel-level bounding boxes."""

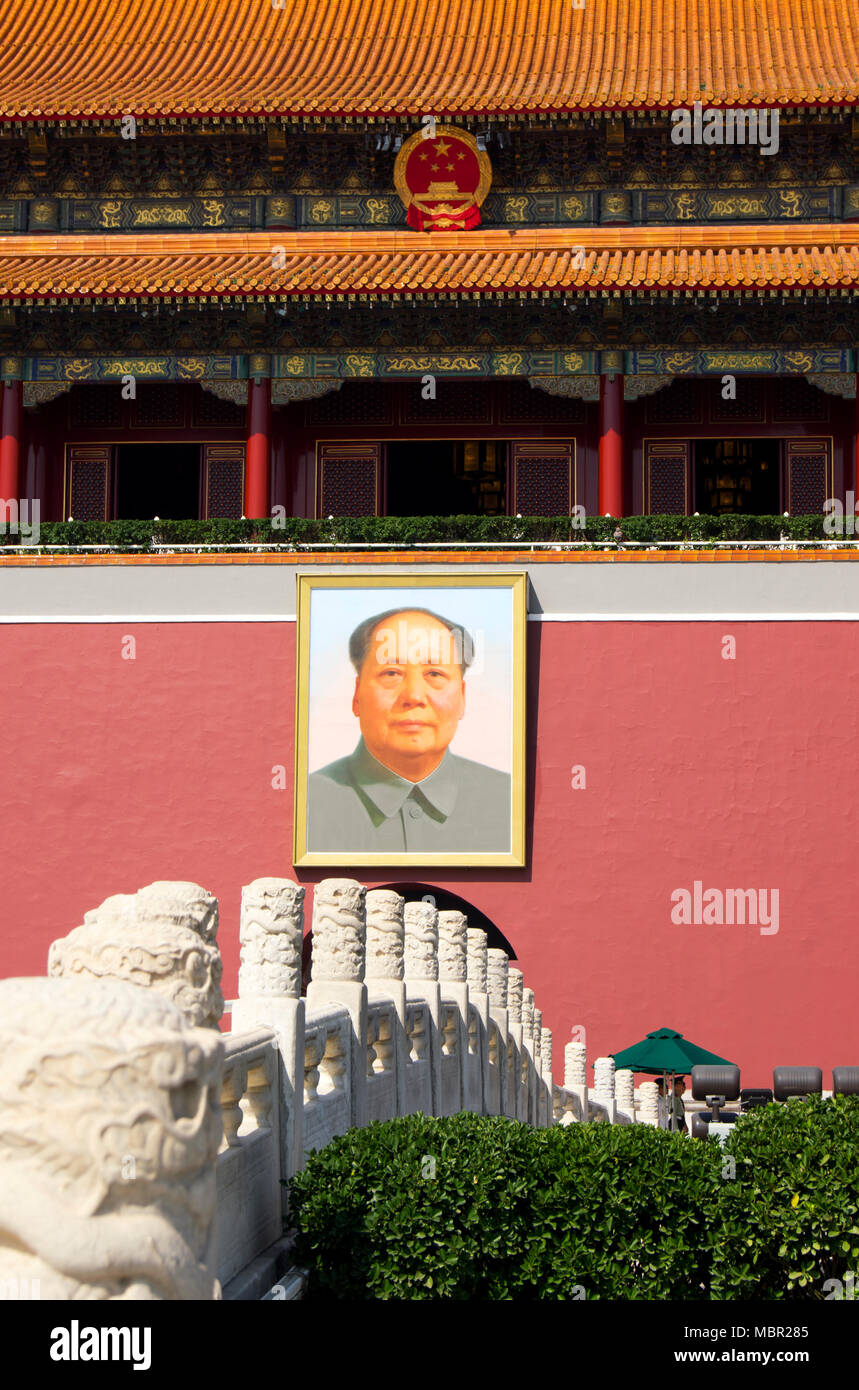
[{"left": 610, "top": 1028, "right": 736, "bottom": 1132}]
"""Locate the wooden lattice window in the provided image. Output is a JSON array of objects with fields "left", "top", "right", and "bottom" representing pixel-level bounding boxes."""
[
  {"left": 317, "top": 443, "right": 381, "bottom": 517},
  {"left": 65, "top": 445, "right": 111, "bottom": 520},
  {"left": 785, "top": 438, "right": 831, "bottom": 515},
  {"left": 511, "top": 441, "right": 573, "bottom": 515},
  {"left": 203, "top": 445, "right": 245, "bottom": 519},
  {"left": 644, "top": 440, "right": 690, "bottom": 514}
]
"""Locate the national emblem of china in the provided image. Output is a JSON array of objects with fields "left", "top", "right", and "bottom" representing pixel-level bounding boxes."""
[{"left": 394, "top": 125, "right": 492, "bottom": 231}]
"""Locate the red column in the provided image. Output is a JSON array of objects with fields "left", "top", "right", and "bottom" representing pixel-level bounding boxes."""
[
  {"left": 598, "top": 372, "right": 624, "bottom": 517},
  {"left": 0, "top": 378, "right": 23, "bottom": 520},
  {"left": 244, "top": 376, "right": 271, "bottom": 518},
  {"left": 854, "top": 373, "right": 859, "bottom": 502}
]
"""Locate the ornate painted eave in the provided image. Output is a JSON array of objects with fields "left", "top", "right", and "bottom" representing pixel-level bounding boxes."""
[
  {"left": 2, "top": 225, "right": 859, "bottom": 302},
  {"left": 0, "top": 0, "right": 858, "bottom": 126},
  {"left": 1, "top": 350, "right": 852, "bottom": 384}
]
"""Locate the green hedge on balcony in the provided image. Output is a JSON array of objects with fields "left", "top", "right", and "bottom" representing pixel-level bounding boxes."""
[{"left": 0, "top": 513, "right": 837, "bottom": 550}]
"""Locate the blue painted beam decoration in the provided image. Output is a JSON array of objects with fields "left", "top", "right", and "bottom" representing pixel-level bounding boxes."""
[{"left": 2, "top": 349, "right": 853, "bottom": 382}]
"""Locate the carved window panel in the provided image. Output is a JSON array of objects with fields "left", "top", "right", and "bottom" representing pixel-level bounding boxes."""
[
  {"left": 644, "top": 440, "right": 690, "bottom": 514},
  {"left": 511, "top": 441, "right": 573, "bottom": 515},
  {"left": 69, "top": 384, "right": 122, "bottom": 428},
  {"left": 646, "top": 379, "right": 702, "bottom": 425},
  {"left": 131, "top": 383, "right": 185, "bottom": 429},
  {"left": 306, "top": 381, "right": 392, "bottom": 426},
  {"left": 710, "top": 378, "right": 765, "bottom": 424},
  {"left": 318, "top": 443, "right": 381, "bottom": 517},
  {"left": 401, "top": 379, "right": 492, "bottom": 425},
  {"left": 193, "top": 387, "right": 245, "bottom": 427},
  {"left": 65, "top": 445, "right": 112, "bottom": 521},
  {"left": 203, "top": 444, "right": 245, "bottom": 519},
  {"left": 772, "top": 378, "right": 830, "bottom": 424},
  {"left": 785, "top": 438, "right": 831, "bottom": 515},
  {"left": 498, "top": 380, "right": 586, "bottom": 425}
]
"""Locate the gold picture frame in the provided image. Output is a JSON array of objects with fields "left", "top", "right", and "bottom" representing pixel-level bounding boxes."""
[{"left": 293, "top": 573, "right": 527, "bottom": 867}]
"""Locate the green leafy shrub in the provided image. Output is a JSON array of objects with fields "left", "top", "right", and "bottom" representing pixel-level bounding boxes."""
[
  {"left": 2, "top": 513, "right": 834, "bottom": 551},
  {"left": 714, "top": 1095, "right": 859, "bottom": 1300},
  {"left": 288, "top": 1111, "right": 724, "bottom": 1300}
]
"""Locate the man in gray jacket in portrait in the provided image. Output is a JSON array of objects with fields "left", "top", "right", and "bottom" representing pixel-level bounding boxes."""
[{"left": 307, "top": 606, "right": 511, "bottom": 853}]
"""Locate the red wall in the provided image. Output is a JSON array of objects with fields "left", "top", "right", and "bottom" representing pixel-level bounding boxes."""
[{"left": 3, "top": 619, "right": 856, "bottom": 1086}]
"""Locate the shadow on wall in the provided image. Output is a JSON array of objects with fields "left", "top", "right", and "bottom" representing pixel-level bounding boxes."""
[{"left": 300, "top": 883, "right": 516, "bottom": 992}]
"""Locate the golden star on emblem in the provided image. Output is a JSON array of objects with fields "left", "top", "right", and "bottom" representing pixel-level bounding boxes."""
[{"left": 435, "top": 139, "right": 450, "bottom": 154}]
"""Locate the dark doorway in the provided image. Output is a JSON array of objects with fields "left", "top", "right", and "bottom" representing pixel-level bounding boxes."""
[
  {"left": 694, "top": 439, "right": 780, "bottom": 514},
  {"left": 116, "top": 444, "right": 201, "bottom": 519},
  {"left": 299, "top": 882, "right": 517, "bottom": 993},
  {"left": 386, "top": 441, "right": 507, "bottom": 515}
]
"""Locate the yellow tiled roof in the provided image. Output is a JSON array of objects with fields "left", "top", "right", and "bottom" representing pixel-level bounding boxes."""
[
  {"left": 0, "top": 0, "right": 857, "bottom": 121},
  {"left": 2, "top": 227, "right": 858, "bottom": 298}
]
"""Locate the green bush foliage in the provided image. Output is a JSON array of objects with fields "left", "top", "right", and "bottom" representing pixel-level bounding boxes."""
[
  {"left": 0, "top": 513, "right": 834, "bottom": 551},
  {"left": 713, "top": 1095, "right": 859, "bottom": 1300},
  {"left": 288, "top": 1111, "right": 724, "bottom": 1300},
  {"left": 288, "top": 1100, "right": 859, "bottom": 1300}
]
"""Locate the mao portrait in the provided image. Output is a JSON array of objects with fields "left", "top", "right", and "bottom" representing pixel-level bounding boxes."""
[{"left": 293, "top": 575, "right": 526, "bottom": 867}]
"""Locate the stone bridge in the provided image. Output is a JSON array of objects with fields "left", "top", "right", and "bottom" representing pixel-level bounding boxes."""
[{"left": 0, "top": 877, "right": 650, "bottom": 1300}]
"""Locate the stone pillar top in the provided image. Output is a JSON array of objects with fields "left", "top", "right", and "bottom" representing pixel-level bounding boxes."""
[
  {"left": 507, "top": 966, "right": 524, "bottom": 1022},
  {"left": 438, "top": 910, "right": 467, "bottom": 983},
  {"left": 593, "top": 1055, "right": 616, "bottom": 1101},
  {"left": 564, "top": 1040, "right": 587, "bottom": 1087},
  {"left": 238, "top": 878, "right": 305, "bottom": 999},
  {"left": 48, "top": 880, "right": 224, "bottom": 1029},
  {"left": 638, "top": 1080, "right": 660, "bottom": 1125},
  {"left": 310, "top": 878, "right": 366, "bottom": 983},
  {"left": 485, "top": 948, "right": 508, "bottom": 1007},
  {"left": 365, "top": 888, "right": 405, "bottom": 981},
  {"left": 84, "top": 880, "right": 219, "bottom": 943},
  {"left": 521, "top": 987, "right": 535, "bottom": 1037},
  {"left": 615, "top": 1069, "right": 635, "bottom": 1104},
  {"left": 465, "top": 928, "right": 488, "bottom": 993},
  {"left": 404, "top": 900, "right": 439, "bottom": 981}
]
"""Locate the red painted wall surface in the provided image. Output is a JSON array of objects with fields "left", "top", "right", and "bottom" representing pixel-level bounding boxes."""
[{"left": 3, "top": 620, "right": 856, "bottom": 1086}]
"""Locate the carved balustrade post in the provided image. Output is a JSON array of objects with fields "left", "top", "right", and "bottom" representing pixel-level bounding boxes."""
[
  {"left": 305, "top": 879, "right": 367, "bottom": 1129},
  {"left": 48, "top": 880, "right": 224, "bottom": 1029},
  {"left": 364, "top": 888, "right": 408, "bottom": 1117},
  {"left": 637, "top": 1080, "right": 660, "bottom": 1127},
  {"left": 437, "top": 910, "right": 468, "bottom": 1116},
  {"left": 533, "top": 1006, "right": 548, "bottom": 1127},
  {"left": 485, "top": 947, "right": 511, "bottom": 1118},
  {"left": 466, "top": 929, "right": 492, "bottom": 1115},
  {"left": 514, "top": 989, "right": 533, "bottom": 1128},
  {"left": 507, "top": 966, "right": 528, "bottom": 1122},
  {"left": 564, "top": 1039, "right": 588, "bottom": 1124},
  {"left": 615, "top": 1069, "right": 635, "bottom": 1124},
  {"left": 540, "top": 1028, "right": 554, "bottom": 1128},
  {"left": 403, "top": 900, "right": 441, "bottom": 1115},
  {"left": 232, "top": 878, "right": 306, "bottom": 1193},
  {"left": 593, "top": 1056, "right": 617, "bottom": 1123}
]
